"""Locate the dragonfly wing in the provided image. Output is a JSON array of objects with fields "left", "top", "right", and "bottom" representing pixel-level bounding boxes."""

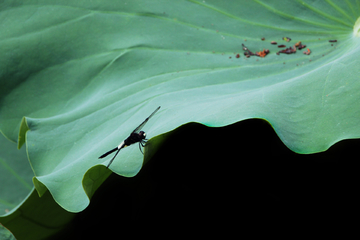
[{"left": 132, "top": 106, "right": 160, "bottom": 134}]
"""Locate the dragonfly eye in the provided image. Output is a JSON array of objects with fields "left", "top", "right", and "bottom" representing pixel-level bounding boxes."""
[{"left": 139, "top": 131, "right": 146, "bottom": 138}]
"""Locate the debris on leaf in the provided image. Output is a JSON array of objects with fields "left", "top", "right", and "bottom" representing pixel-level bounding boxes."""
[
  {"left": 294, "top": 41, "right": 306, "bottom": 49},
  {"left": 242, "top": 44, "right": 269, "bottom": 58},
  {"left": 242, "top": 44, "right": 248, "bottom": 51},
  {"left": 303, "top": 48, "right": 311, "bottom": 55},
  {"left": 282, "top": 37, "right": 291, "bottom": 42},
  {"left": 256, "top": 49, "right": 270, "bottom": 58},
  {"left": 277, "top": 46, "right": 296, "bottom": 55},
  {"left": 242, "top": 43, "right": 256, "bottom": 57},
  {"left": 240, "top": 37, "right": 319, "bottom": 59},
  {"left": 276, "top": 40, "right": 310, "bottom": 55},
  {"left": 329, "top": 40, "right": 337, "bottom": 42}
]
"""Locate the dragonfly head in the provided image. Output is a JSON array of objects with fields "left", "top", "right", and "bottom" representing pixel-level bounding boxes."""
[{"left": 139, "top": 131, "right": 146, "bottom": 139}]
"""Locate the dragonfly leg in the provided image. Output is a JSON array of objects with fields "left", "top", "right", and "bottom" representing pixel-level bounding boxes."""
[
  {"left": 139, "top": 142, "right": 144, "bottom": 154},
  {"left": 139, "top": 140, "right": 147, "bottom": 154}
]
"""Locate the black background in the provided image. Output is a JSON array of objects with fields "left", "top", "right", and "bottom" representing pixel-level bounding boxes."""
[{"left": 56, "top": 119, "right": 357, "bottom": 238}]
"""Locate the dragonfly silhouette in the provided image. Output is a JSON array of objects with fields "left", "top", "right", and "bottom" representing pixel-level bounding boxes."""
[{"left": 99, "top": 106, "right": 160, "bottom": 168}]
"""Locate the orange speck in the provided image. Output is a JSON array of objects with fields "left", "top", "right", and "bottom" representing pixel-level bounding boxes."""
[
  {"left": 303, "top": 48, "right": 311, "bottom": 55},
  {"left": 256, "top": 49, "right": 269, "bottom": 58}
]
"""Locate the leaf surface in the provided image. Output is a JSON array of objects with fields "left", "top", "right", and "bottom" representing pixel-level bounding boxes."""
[{"left": 0, "top": 0, "right": 359, "bottom": 212}]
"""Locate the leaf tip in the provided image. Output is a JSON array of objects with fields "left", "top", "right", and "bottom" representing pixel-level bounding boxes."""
[{"left": 17, "top": 117, "right": 29, "bottom": 149}]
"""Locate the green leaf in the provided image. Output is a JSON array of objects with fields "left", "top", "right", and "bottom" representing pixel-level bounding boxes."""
[
  {"left": 0, "top": 189, "right": 75, "bottom": 240},
  {"left": 0, "top": 133, "right": 75, "bottom": 239},
  {"left": 0, "top": 0, "right": 359, "bottom": 213},
  {"left": 0, "top": 133, "right": 33, "bottom": 216},
  {"left": 0, "top": 224, "right": 16, "bottom": 240}
]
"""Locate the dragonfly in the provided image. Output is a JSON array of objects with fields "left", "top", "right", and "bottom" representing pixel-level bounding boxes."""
[{"left": 99, "top": 106, "right": 161, "bottom": 168}]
